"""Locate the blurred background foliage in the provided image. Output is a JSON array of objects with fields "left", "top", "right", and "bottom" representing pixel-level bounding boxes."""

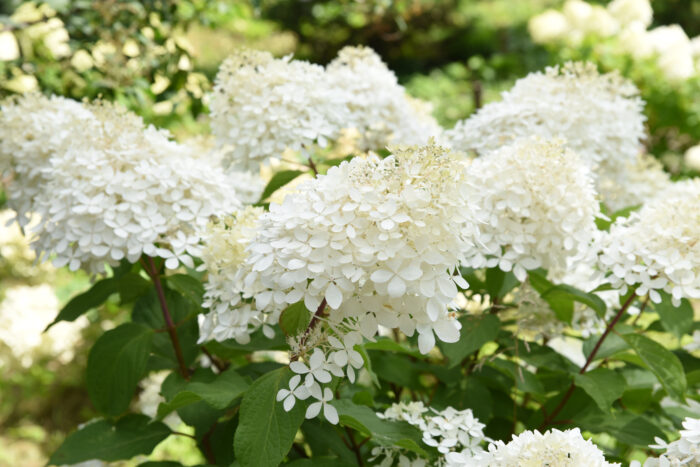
[{"left": 0, "top": 0, "right": 698, "bottom": 465}]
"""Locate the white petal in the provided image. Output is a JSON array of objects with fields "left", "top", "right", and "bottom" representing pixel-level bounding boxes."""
[
  {"left": 305, "top": 402, "right": 322, "bottom": 419},
  {"left": 283, "top": 395, "right": 296, "bottom": 411},
  {"left": 387, "top": 275, "right": 406, "bottom": 297},
  {"left": 325, "top": 283, "right": 343, "bottom": 309},
  {"left": 370, "top": 269, "right": 394, "bottom": 283},
  {"left": 324, "top": 403, "right": 339, "bottom": 425},
  {"left": 290, "top": 361, "right": 309, "bottom": 374},
  {"left": 418, "top": 330, "right": 435, "bottom": 354}
]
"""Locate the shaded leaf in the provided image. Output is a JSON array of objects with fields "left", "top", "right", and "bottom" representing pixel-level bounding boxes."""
[
  {"left": 46, "top": 277, "right": 118, "bottom": 330},
  {"left": 623, "top": 334, "right": 687, "bottom": 403},
  {"left": 574, "top": 368, "right": 626, "bottom": 412}
]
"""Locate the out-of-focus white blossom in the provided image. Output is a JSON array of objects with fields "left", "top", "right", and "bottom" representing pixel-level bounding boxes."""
[
  {"left": 483, "top": 427, "right": 619, "bottom": 466},
  {"left": 647, "top": 25, "right": 696, "bottom": 81},
  {"left": 643, "top": 417, "right": 700, "bottom": 466},
  {"left": 326, "top": 46, "right": 442, "bottom": 150},
  {"left": 598, "top": 179, "right": 700, "bottom": 305},
  {"left": 0, "top": 284, "right": 86, "bottom": 367},
  {"left": 210, "top": 47, "right": 441, "bottom": 170},
  {"left": 210, "top": 49, "right": 347, "bottom": 171},
  {"left": 0, "top": 210, "right": 54, "bottom": 281},
  {"left": 373, "top": 402, "right": 489, "bottom": 466},
  {"left": 528, "top": 10, "right": 570, "bottom": 44},
  {"left": 134, "top": 371, "right": 182, "bottom": 429},
  {"left": 0, "top": 31, "right": 19, "bottom": 61},
  {"left": 617, "top": 22, "right": 654, "bottom": 58},
  {"left": 597, "top": 152, "right": 671, "bottom": 211},
  {"left": 685, "top": 145, "right": 700, "bottom": 172},
  {"left": 2, "top": 94, "right": 241, "bottom": 273},
  {"left": 444, "top": 62, "right": 646, "bottom": 173},
  {"left": 200, "top": 143, "right": 476, "bottom": 421},
  {"left": 462, "top": 138, "right": 601, "bottom": 280},
  {"left": 607, "top": 0, "right": 653, "bottom": 27}
]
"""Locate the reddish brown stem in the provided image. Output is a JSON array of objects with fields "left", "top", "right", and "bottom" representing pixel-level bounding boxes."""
[
  {"left": 142, "top": 256, "right": 190, "bottom": 380},
  {"left": 539, "top": 292, "right": 637, "bottom": 430}
]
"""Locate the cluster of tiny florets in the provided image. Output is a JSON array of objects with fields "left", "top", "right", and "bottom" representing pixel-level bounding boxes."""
[
  {"left": 372, "top": 401, "right": 490, "bottom": 466},
  {"left": 483, "top": 428, "right": 619, "bottom": 466},
  {"left": 1, "top": 94, "right": 241, "bottom": 273},
  {"left": 642, "top": 417, "right": 700, "bottom": 466},
  {"left": 210, "top": 46, "right": 440, "bottom": 170},
  {"left": 444, "top": 62, "right": 645, "bottom": 172},
  {"left": 598, "top": 179, "right": 700, "bottom": 305},
  {"left": 461, "top": 137, "right": 601, "bottom": 280},
  {"left": 199, "top": 142, "right": 478, "bottom": 422}
]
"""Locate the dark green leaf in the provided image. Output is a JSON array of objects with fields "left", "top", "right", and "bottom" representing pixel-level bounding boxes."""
[
  {"left": 301, "top": 419, "right": 356, "bottom": 465},
  {"left": 259, "top": 170, "right": 304, "bottom": 202},
  {"left": 543, "top": 284, "right": 607, "bottom": 321},
  {"left": 653, "top": 292, "right": 693, "bottom": 339},
  {"left": 574, "top": 368, "right": 626, "bottom": 412},
  {"left": 157, "top": 368, "right": 249, "bottom": 419},
  {"left": 279, "top": 302, "right": 311, "bottom": 336},
  {"left": 118, "top": 273, "right": 151, "bottom": 304},
  {"left": 623, "top": 334, "right": 687, "bottom": 403},
  {"left": 166, "top": 274, "right": 205, "bottom": 306},
  {"left": 46, "top": 277, "right": 118, "bottom": 330},
  {"left": 234, "top": 368, "right": 306, "bottom": 467},
  {"left": 583, "top": 325, "right": 630, "bottom": 361},
  {"left": 484, "top": 267, "right": 518, "bottom": 300},
  {"left": 49, "top": 414, "right": 170, "bottom": 464},
  {"left": 87, "top": 323, "right": 153, "bottom": 416},
  {"left": 331, "top": 399, "right": 430, "bottom": 457},
  {"left": 440, "top": 314, "right": 500, "bottom": 367}
]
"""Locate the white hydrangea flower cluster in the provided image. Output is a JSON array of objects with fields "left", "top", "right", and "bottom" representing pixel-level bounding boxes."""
[
  {"left": 199, "top": 143, "right": 477, "bottom": 421},
  {"left": 443, "top": 62, "right": 645, "bottom": 175},
  {"left": 197, "top": 207, "right": 270, "bottom": 345},
  {"left": 461, "top": 138, "right": 601, "bottom": 280},
  {"left": 210, "top": 46, "right": 440, "bottom": 170},
  {"left": 0, "top": 284, "right": 87, "bottom": 368},
  {"left": 483, "top": 427, "right": 619, "bottom": 466},
  {"left": 0, "top": 93, "right": 94, "bottom": 227},
  {"left": 1, "top": 94, "right": 241, "bottom": 273},
  {"left": 372, "top": 401, "right": 490, "bottom": 467},
  {"left": 596, "top": 153, "right": 671, "bottom": 212},
  {"left": 598, "top": 179, "right": 700, "bottom": 306},
  {"left": 326, "top": 46, "right": 442, "bottom": 151},
  {"left": 529, "top": 0, "right": 697, "bottom": 81},
  {"left": 641, "top": 417, "right": 700, "bottom": 466}
]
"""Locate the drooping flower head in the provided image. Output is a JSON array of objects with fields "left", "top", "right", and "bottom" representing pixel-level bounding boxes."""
[
  {"left": 444, "top": 62, "right": 646, "bottom": 172},
  {"left": 596, "top": 152, "right": 671, "bottom": 212},
  {"left": 462, "top": 138, "right": 601, "bottom": 280},
  {"left": 483, "top": 428, "right": 619, "bottom": 466},
  {"left": 598, "top": 179, "right": 700, "bottom": 305}
]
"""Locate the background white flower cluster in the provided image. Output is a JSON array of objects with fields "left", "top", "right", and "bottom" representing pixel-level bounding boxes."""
[{"left": 209, "top": 46, "right": 441, "bottom": 170}]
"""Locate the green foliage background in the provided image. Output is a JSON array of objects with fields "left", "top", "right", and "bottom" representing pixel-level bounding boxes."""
[{"left": 0, "top": 0, "right": 698, "bottom": 465}]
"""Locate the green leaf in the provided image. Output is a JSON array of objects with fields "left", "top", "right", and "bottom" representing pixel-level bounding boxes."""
[
  {"left": 87, "top": 323, "right": 154, "bottom": 416},
  {"left": 623, "top": 334, "right": 687, "bottom": 403},
  {"left": 542, "top": 284, "right": 607, "bottom": 321},
  {"left": 582, "top": 326, "right": 630, "bottom": 361},
  {"left": 157, "top": 368, "right": 250, "bottom": 419},
  {"left": 440, "top": 314, "right": 500, "bottom": 367},
  {"left": 166, "top": 274, "right": 205, "bottom": 306},
  {"left": 484, "top": 267, "right": 518, "bottom": 300},
  {"left": 331, "top": 399, "right": 431, "bottom": 457},
  {"left": 259, "top": 170, "right": 304, "bottom": 202},
  {"left": 118, "top": 273, "right": 151, "bottom": 304},
  {"left": 49, "top": 414, "right": 170, "bottom": 464},
  {"left": 653, "top": 292, "right": 693, "bottom": 339},
  {"left": 279, "top": 302, "right": 311, "bottom": 336},
  {"left": 234, "top": 368, "right": 306, "bottom": 467},
  {"left": 574, "top": 368, "right": 626, "bottom": 412},
  {"left": 46, "top": 277, "right": 118, "bottom": 330},
  {"left": 301, "top": 419, "right": 356, "bottom": 465}
]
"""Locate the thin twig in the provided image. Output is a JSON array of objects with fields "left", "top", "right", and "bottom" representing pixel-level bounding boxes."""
[
  {"left": 538, "top": 292, "right": 637, "bottom": 430},
  {"left": 201, "top": 345, "right": 229, "bottom": 372},
  {"left": 345, "top": 426, "right": 365, "bottom": 466},
  {"left": 308, "top": 156, "right": 319, "bottom": 176},
  {"left": 142, "top": 256, "right": 190, "bottom": 380},
  {"left": 290, "top": 299, "right": 327, "bottom": 362}
]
